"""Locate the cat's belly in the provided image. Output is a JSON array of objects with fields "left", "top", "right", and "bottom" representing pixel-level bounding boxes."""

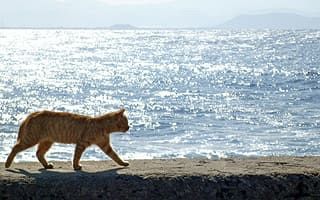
[{"left": 44, "top": 131, "right": 81, "bottom": 144}]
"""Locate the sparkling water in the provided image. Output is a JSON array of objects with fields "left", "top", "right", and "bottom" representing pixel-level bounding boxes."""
[{"left": 0, "top": 29, "right": 319, "bottom": 162}]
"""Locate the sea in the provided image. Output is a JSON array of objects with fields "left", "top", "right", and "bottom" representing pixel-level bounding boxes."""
[{"left": 0, "top": 29, "right": 319, "bottom": 162}]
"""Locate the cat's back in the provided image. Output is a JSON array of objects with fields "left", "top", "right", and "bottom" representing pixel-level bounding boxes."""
[
  {"left": 23, "top": 110, "right": 93, "bottom": 143},
  {"left": 24, "top": 110, "right": 92, "bottom": 132},
  {"left": 27, "top": 110, "right": 90, "bottom": 121}
]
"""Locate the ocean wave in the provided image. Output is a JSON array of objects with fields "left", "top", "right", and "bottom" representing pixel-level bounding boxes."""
[{"left": 0, "top": 29, "right": 319, "bottom": 161}]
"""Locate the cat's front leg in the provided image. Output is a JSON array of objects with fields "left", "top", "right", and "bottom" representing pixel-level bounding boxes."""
[
  {"left": 98, "top": 143, "right": 129, "bottom": 166},
  {"left": 105, "top": 147, "right": 129, "bottom": 166}
]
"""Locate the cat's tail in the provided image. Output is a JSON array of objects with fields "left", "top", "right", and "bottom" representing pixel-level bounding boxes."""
[
  {"left": 17, "top": 111, "right": 41, "bottom": 142},
  {"left": 17, "top": 120, "right": 27, "bottom": 142}
]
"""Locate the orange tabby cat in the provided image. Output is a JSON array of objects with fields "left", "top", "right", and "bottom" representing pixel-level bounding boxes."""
[{"left": 5, "top": 109, "right": 130, "bottom": 170}]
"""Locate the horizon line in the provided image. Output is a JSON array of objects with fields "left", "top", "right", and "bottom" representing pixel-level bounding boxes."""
[
  {"left": 0, "top": 26, "right": 213, "bottom": 30},
  {"left": 1, "top": 27, "right": 319, "bottom": 30}
]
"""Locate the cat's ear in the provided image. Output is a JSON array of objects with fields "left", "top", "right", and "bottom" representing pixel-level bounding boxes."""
[{"left": 117, "top": 108, "right": 125, "bottom": 116}]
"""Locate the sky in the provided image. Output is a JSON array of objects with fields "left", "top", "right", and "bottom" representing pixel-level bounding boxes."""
[{"left": 0, "top": 0, "right": 320, "bottom": 28}]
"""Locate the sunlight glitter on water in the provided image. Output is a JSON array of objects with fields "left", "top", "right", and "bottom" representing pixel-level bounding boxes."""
[{"left": 0, "top": 29, "right": 320, "bottom": 161}]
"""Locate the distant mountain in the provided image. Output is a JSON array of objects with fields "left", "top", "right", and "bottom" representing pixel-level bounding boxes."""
[
  {"left": 218, "top": 13, "right": 320, "bottom": 29},
  {"left": 108, "top": 24, "right": 137, "bottom": 29}
]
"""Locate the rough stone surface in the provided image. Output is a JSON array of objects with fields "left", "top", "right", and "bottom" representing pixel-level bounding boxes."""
[{"left": 1, "top": 157, "right": 320, "bottom": 199}]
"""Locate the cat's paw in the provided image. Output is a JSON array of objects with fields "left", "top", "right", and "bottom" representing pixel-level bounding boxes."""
[
  {"left": 45, "top": 163, "right": 54, "bottom": 169},
  {"left": 73, "top": 165, "right": 82, "bottom": 170},
  {"left": 5, "top": 162, "right": 11, "bottom": 168},
  {"left": 121, "top": 161, "right": 129, "bottom": 167}
]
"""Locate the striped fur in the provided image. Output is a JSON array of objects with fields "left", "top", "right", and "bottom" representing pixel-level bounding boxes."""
[{"left": 5, "top": 109, "right": 130, "bottom": 170}]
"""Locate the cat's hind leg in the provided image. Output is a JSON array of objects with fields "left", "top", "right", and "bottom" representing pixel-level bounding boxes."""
[
  {"left": 73, "top": 141, "right": 89, "bottom": 170},
  {"left": 5, "top": 141, "right": 36, "bottom": 168},
  {"left": 36, "top": 141, "right": 54, "bottom": 169}
]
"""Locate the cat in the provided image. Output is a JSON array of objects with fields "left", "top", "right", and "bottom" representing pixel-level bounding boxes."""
[{"left": 5, "top": 108, "right": 130, "bottom": 170}]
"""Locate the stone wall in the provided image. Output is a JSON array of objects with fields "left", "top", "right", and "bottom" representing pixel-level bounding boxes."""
[{"left": 1, "top": 157, "right": 319, "bottom": 199}]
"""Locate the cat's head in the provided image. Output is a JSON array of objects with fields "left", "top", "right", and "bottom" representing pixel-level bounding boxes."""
[{"left": 114, "top": 108, "right": 130, "bottom": 132}]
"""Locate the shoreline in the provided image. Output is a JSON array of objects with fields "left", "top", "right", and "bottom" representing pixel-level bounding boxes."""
[{"left": 1, "top": 156, "right": 320, "bottom": 199}]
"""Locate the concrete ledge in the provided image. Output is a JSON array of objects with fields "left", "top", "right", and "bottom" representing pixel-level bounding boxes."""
[{"left": 1, "top": 157, "right": 320, "bottom": 199}]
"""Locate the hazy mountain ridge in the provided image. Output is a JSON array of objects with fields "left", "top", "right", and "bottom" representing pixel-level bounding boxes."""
[
  {"left": 218, "top": 13, "right": 320, "bottom": 29},
  {"left": 108, "top": 24, "right": 137, "bottom": 29}
]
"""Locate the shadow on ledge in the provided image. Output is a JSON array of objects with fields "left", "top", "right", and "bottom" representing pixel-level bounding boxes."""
[{"left": 1, "top": 167, "right": 320, "bottom": 200}]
